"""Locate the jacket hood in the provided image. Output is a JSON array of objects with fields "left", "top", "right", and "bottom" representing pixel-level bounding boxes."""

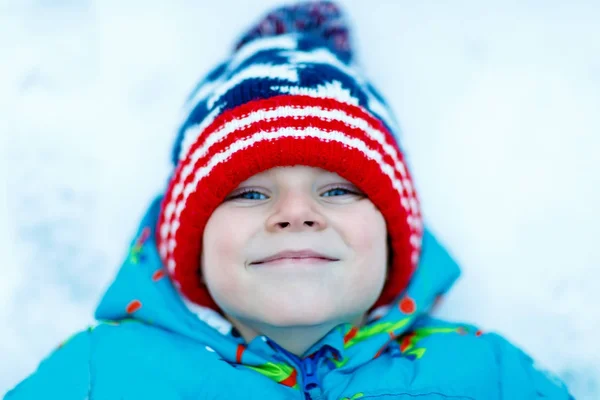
[{"left": 95, "top": 195, "right": 460, "bottom": 385}]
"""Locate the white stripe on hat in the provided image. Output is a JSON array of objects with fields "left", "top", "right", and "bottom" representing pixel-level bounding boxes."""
[
  {"left": 229, "top": 34, "right": 298, "bottom": 72},
  {"left": 207, "top": 64, "right": 300, "bottom": 109},
  {"left": 184, "top": 80, "right": 222, "bottom": 119},
  {"left": 178, "top": 105, "right": 223, "bottom": 162},
  {"left": 272, "top": 80, "right": 360, "bottom": 106}
]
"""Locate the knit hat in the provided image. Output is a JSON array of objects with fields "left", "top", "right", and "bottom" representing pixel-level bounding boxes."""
[{"left": 157, "top": 1, "right": 423, "bottom": 312}]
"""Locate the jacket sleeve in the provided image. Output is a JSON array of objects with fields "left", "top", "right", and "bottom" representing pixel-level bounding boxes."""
[
  {"left": 4, "top": 329, "right": 93, "bottom": 399},
  {"left": 484, "top": 333, "right": 573, "bottom": 400}
]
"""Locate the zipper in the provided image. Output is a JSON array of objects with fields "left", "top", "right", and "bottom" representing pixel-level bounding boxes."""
[
  {"left": 266, "top": 339, "right": 326, "bottom": 399},
  {"left": 301, "top": 352, "right": 321, "bottom": 398}
]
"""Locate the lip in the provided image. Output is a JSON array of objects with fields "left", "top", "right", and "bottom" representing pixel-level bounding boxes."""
[{"left": 250, "top": 250, "right": 340, "bottom": 265}]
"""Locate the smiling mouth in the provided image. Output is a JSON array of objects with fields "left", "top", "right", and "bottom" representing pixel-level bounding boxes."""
[
  {"left": 249, "top": 250, "right": 340, "bottom": 266},
  {"left": 251, "top": 257, "right": 338, "bottom": 266}
]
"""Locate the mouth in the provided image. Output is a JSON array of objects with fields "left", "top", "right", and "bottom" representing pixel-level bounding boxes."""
[{"left": 250, "top": 250, "right": 340, "bottom": 266}]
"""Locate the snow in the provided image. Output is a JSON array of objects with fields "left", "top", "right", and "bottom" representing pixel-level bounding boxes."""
[{"left": 1, "top": 0, "right": 598, "bottom": 398}]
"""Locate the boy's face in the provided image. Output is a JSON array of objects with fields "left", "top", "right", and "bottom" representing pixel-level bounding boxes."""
[{"left": 201, "top": 166, "right": 388, "bottom": 329}]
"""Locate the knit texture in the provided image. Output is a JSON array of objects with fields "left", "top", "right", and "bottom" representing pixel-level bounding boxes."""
[{"left": 157, "top": 1, "right": 423, "bottom": 311}]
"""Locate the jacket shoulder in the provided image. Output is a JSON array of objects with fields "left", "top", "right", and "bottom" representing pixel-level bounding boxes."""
[
  {"left": 4, "top": 321, "right": 188, "bottom": 399},
  {"left": 4, "top": 327, "right": 94, "bottom": 399},
  {"left": 408, "top": 317, "right": 573, "bottom": 399},
  {"left": 480, "top": 331, "right": 572, "bottom": 399}
]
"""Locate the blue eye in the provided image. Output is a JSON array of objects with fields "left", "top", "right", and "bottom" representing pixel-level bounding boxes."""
[
  {"left": 322, "top": 187, "right": 355, "bottom": 197},
  {"left": 230, "top": 190, "right": 268, "bottom": 201}
]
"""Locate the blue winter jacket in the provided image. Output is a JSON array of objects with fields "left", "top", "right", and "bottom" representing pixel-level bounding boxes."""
[{"left": 4, "top": 197, "right": 572, "bottom": 399}]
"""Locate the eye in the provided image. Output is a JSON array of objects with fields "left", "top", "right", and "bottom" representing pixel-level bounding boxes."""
[
  {"left": 227, "top": 189, "right": 269, "bottom": 201},
  {"left": 321, "top": 186, "right": 362, "bottom": 198}
]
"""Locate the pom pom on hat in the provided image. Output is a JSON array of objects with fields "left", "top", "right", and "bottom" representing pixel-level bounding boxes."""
[{"left": 235, "top": 1, "right": 352, "bottom": 63}]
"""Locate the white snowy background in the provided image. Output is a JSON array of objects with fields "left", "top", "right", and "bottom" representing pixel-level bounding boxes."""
[{"left": 1, "top": 0, "right": 599, "bottom": 397}]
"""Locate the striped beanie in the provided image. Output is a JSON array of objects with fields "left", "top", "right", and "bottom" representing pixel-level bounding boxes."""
[{"left": 157, "top": 1, "right": 423, "bottom": 312}]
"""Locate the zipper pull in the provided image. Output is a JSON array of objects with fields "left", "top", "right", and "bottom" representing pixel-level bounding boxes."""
[{"left": 301, "top": 355, "right": 320, "bottom": 391}]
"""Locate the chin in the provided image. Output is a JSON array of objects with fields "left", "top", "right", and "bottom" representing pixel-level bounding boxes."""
[
  {"left": 262, "top": 314, "right": 339, "bottom": 328},
  {"left": 257, "top": 300, "right": 350, "bottom": 328}
]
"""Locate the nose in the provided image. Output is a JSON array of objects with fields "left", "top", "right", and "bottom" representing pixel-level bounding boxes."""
[{"left": 266, "top": 190, "right": 327, "bottom": 232}]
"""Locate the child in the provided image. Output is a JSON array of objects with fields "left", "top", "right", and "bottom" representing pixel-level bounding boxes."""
[{"left": 6, "top": 2, "right": 572, "bottom": 399}]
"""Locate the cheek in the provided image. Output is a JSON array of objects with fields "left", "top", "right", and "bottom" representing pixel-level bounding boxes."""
[
  {"left": 201, "top": 208, "right": 253, "bottom": 285},
  {"left": 341, "top": 204, "right": 388, "bottom": 258}
]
